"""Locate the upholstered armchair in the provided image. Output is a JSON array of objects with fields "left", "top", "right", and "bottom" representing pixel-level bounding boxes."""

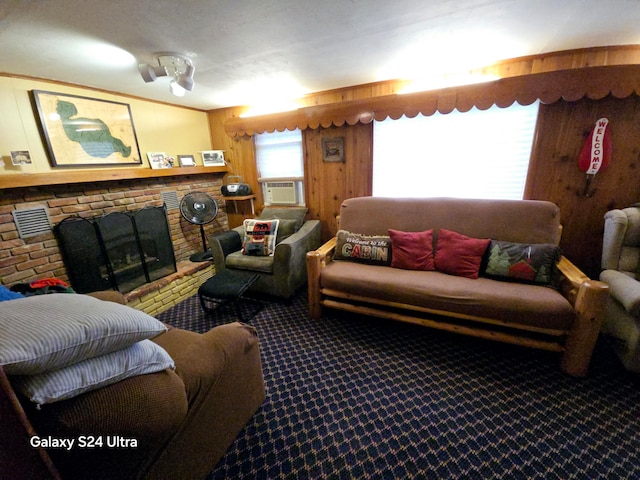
[
  {"left": 210, "top": 207, "right": 321, "bottom": 299},
  {"left": 600, "top": 206, "right": 640, "bottom": 372}
]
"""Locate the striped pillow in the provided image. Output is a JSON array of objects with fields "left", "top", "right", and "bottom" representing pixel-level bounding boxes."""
[
  {"left": 0, "top": 294, "right": 167, "bottom": 375},
  {"left": 13, "top": 340, "right": 175, "bottom": 405}
]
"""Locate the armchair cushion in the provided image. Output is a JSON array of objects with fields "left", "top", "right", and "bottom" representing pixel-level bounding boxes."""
[
  {"left": 259, "top": 206, "right": 308, "bottom": 230},
  {"left": 226, "top": 251, "right": 274, "bottom": 273},
  {"left": 600, "top": 269, "right": 640, "bottom": 317}
]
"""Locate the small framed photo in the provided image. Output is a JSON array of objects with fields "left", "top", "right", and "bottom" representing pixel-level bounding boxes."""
[
  {"left": 11, "top": 150, "right": 32, "bottom": 165},
  {"left": 147, "top": 152, "right": 170, "bottom": 169},
  {"left": 322, "top": 137, "right": 345, "bottom": 162},
  {"left": 178, "top": 154, "right": 196, "bottom": 167},
  {"left": 201, "top": 150, "right": 225, "bottom": 167}
]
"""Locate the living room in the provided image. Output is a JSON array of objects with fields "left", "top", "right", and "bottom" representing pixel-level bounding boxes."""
[{"left": 1, "top": 1, "right": 640, "bottom": 479}]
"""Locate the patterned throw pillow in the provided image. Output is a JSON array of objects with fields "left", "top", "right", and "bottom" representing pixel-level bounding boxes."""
[
  {"left": 242, "top": 219, "right": 280, "bottom": 256},
  {"left": 334, "top": 230, "right": 392, "bottom": 266},
  {"left": 483, "top": 240, "right": 561, "bottom": 286},
  {"left": 388, "top": 229, "right": 435, "bottom": 271}
]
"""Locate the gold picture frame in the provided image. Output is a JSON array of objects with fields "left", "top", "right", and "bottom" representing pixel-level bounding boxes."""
[{"left": 31, "top": 90, "right": 142, "bottom": 167}]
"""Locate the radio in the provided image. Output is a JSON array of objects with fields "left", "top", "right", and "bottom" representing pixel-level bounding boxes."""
[{"left": 221, "top": 176, "right": 252, "bottom": 196}]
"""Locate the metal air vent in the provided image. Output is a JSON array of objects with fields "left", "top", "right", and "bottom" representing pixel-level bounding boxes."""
[
  {"left": 12, "top": 206, "right": 52, "bottom": 238},
  {"left": 160, "top": 190, "right": 180, "bottom": 211}
]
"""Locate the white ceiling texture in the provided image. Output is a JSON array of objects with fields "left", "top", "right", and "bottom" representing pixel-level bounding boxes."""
[{"left": 1, "top": 0, "right": 639, "bottom": 111}]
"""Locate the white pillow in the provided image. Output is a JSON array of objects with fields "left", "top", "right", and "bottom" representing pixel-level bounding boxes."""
[
  {"left": 0, "top": 294, "right": 167, "bottom": 375},
  {"left": 13, "top": 340, "right": 174, "bottom": 406}
]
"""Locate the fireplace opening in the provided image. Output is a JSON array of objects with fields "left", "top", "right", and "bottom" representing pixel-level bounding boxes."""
[{"left": 55, "top": 205, "right": 177, "bottom": 294}]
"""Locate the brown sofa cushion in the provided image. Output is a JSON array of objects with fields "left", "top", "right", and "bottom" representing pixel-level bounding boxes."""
[
  {"left": 339, "top": 197, "right": 561, "bottom": 245},
  {"left": 320, "top": 261, "right": 574, "bottom": 330}
]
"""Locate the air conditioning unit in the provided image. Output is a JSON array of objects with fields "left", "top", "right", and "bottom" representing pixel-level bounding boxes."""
[{"left": 265, "top": 181, "right": 297, "bottom": 205}]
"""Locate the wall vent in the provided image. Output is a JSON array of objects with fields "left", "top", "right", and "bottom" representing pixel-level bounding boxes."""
[
  {"left": 265, "top": 181, "right": 297, "bottom": 205},
  {"left": 160, "top": 191, "right": 180, "bottom": 210},
  {"left": 12, "top": 206, "right": 52, "bottom": 238}
]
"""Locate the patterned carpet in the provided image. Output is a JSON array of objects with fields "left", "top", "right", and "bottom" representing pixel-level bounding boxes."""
[{"left": 157, "top": 291, "right": 640, "bottom": 479}]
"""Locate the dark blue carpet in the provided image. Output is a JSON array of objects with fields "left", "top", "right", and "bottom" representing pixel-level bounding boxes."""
[{"left": 157, "top": 291, "right": 640, "bottom": 479}]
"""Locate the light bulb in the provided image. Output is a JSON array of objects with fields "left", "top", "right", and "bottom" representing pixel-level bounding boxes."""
[{"left": 169, "top": 80, "right": 186, "bottom": 97}]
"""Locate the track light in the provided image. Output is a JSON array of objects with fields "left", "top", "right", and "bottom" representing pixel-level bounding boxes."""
[
  {"left": 138, "top": 52, "right": 195, "bottom": 97},
  {"left": 169, "top": 80, "right": 186, "bottom": 97}
]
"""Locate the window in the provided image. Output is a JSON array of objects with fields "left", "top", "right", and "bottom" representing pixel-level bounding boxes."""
[
  {"left": 372, "top": 102, "right": 539, "bottom": 200},
  {"left": 254, "top": 128, "right": 304, "bottom": 205}
]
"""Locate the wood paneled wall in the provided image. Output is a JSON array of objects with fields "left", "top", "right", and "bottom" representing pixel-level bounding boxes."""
[
  {"left": 208, "top": 46, "right": 640, "bottom": 276},
  {"left": 304, "top": 124, "right": 373, "bottom": 240},
  {"left": 208, "top": 107, "right": 258, "bottom": 227},
  {"left": 526, "top": 96, "right": 640, "bottom": 277}
]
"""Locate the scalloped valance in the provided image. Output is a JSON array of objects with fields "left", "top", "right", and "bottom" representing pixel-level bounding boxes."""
[{"left": 225, "top": 64, "right": 640, "bottom": 137}]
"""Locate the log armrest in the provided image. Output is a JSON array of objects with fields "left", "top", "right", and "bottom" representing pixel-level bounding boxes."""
[
  {"left": 306, "top": 237, "right": 337, "bottom": 319},
  {"left": 555, "top": 256, "right": 610, "bottom": 376}
]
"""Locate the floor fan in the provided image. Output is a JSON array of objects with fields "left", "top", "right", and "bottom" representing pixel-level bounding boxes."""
[{"left": 179, "top": 192, "right": 219, "bottom": 262}]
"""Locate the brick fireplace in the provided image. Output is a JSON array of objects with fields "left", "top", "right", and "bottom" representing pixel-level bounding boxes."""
[{"left": 0, "top": 173, "right": 229, "bottom": 314}]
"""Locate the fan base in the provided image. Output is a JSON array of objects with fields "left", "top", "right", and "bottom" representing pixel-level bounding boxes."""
[{"left": 190, "top": 251, "right": 213, "bottom": 262}]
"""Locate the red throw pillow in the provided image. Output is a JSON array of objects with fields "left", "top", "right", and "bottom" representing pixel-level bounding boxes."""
[
  {"left": 435, "top": 229, "right": 490, "bottom": 279},
  {"left": 388, "top": 229, "right": 435, "bottom": 271}
]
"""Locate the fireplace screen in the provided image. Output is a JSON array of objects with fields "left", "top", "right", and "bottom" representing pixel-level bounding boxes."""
[{"left": 56, "top": 205, "right": 177, "bottom": 294}]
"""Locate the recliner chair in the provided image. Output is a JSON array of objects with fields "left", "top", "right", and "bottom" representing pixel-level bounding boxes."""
[{"left": 600, "top": 206, "right": 640, "bottom": 372}]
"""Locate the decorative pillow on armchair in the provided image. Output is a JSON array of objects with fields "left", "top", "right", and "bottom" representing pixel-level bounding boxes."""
[{"left": 242, "top": 219, "right": 279, "bottom": 256}]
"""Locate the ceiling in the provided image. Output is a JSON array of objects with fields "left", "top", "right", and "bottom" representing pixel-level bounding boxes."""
[{"left": 1, "top": 0, "right": 639, "bottom": 111}]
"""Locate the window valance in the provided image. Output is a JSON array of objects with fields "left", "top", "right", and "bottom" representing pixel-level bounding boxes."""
[{"left": 225, "top": 64, "right": 640, "bottom": 137}]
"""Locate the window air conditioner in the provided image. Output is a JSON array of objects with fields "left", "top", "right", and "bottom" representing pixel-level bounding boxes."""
[{"left": 265, "top": 181, "right": 297, "bottom": 205}]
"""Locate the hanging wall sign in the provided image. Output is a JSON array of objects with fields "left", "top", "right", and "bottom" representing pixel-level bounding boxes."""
[{"left": 577, "top": 117, "right": 611, "bottom": 197}]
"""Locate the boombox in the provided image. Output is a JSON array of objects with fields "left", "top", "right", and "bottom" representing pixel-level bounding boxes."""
[{"left": 221, "top": 176, "right": 252, "bottom": 196}]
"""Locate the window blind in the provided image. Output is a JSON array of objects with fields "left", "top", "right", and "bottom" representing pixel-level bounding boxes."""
[
  {"left": 372, "top": 102, "right": 539, "bottom": 200},
  {"left": 255, "top": 128, "right": 304, "bottom": 179}
]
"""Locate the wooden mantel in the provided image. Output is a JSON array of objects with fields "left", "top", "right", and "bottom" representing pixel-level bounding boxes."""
[{"left": 0, "top": 165, "right": 227, "bottom": 189}]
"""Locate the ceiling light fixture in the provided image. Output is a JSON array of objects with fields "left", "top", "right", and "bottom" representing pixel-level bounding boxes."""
[{"left": 138, "top": 52, "right": 195, "bottom": 97}]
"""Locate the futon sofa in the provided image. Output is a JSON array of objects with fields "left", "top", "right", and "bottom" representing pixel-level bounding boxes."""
[
  {"left": 307, "top": 197, "right": 609, "bottom": 376},
  {"left": 0, "top": 291, "right": 265, "bottom": 479}
]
